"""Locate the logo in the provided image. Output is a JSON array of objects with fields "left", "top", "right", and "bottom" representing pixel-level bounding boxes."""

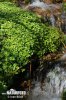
[{"left": 2, "top": 89, "right": 27, "bottom": 98}]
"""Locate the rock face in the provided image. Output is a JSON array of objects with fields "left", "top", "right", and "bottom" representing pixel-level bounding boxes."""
[
  {"left": 26, "top": 3, "right": 62, "bottom": 17},
  {"left": 25, "top": 0, "right": 66, "bottom": 33},
  {"left": 43, "top": 0, "right": 53, "bottom": 4},
  {"left": 43, "top": 0, "right": 63, "bottom": 3},
  {"left": 26, "top": 6, "right": 51, "bottom": 17},
  {"left": 64, "top": 0, "right": 66, "bottom": 2}
]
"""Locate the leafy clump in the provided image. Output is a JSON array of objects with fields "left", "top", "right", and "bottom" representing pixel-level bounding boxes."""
[
  {"left": 63, "top": 2, "right": 66, "bottom": 11},
  {"left": 0, "top": 2, "right": 63, "bottom": 83}
]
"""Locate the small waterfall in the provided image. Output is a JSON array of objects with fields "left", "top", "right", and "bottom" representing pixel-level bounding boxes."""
[
  {"left": 31, "top": 0, "right": 40, "bottom": 3},
  {"left": 61, "top": 12, "right": 66, "bottom": 33},
  {"left": 33, "top": 0, "right": 40, "bottom": 2},
  {"left": 46, "top": 66, "right": 66, "bottom": 95},
  {"left": 28, "top": 60, "right": 66, "bottom": 100},
  {"left": 30, "top": 0, "right": 50, "bottom": 9},
  {"left": 50, "top": 14, "right": 55, "bottom": 27},
  {"left": 30, "top": 0, "right": 57, "bottom": 27}
]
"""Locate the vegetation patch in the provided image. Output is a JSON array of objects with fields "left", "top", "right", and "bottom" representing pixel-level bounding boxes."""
[
  {"left": 63, "top": 2, "right": 66, "bottom": 11},
  {"left": 0, "top": 2, "right": 63, "bottom": 87}
]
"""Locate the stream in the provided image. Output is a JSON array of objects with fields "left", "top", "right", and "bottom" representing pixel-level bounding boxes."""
[
  {"left": 27, "top": 53, "right": 66, "bottom": 100},
  {"left": 26, "top": 1, "right": 66, "bottom": 100}
]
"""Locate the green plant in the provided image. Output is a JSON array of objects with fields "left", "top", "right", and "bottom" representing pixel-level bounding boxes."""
[
  {"left": 0, "top": 81, "right": 7, "bottom": 100},
  {"left": 63, "top": 2, "right": 66, "bottom": 11},
  {"left": 0, "top": 2, "right": 63, "bottom": 86}
]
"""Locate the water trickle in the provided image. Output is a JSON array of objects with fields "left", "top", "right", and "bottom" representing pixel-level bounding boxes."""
[
  {"left": 33, "top": 0, "right": 40, "bottom": 2},
  {"left": 28, "top": 62, "right": 66, "bottom": 100},
  {"left": 46, "top": 66, "right": 66, "bottom": 95},
  {"left": 50, "top": 14, "right": 55, "bottom": 26},
  {"left": 61, "top": 12, "right": 66, "bottom": 33},
  {"left": 30, "top": 0, "right": 50, "bottom": 9},
  {"left": 30, "top": 0, "right": 62, "bottom": 27}
]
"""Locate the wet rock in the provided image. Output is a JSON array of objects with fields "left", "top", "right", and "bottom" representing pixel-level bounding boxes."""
[
  {"left": 43, "top": 53, "right": 63, "bottom": 61},
  {"left": 43, "top": 0, "right": 53, "bottom": 4},
  {"left": 26, "top": 6, "right": 50, "bottom": 17},
  {"left": 25, "top": 3, "right": 62, "bottom": 18},
  {"left": 60, "top": 53, "right": 66, "bottom": 61}
]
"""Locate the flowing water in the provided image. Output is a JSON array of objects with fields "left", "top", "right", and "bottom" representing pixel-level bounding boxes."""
[
  {"left": 30, "top": 0, "right": 66, "bottom": 33},
  {"left": 30, "top": 0, "right": 62, "bottom": 9},
  {"left": 30, "top": 0, "right": 50, "bottom": 9},
  {"left": 26, "top": 1, "right": 66, "bottom": 100},
  {"left": 61, "top": 12, "right": 66, "bottom": 33},
  {"left": 50, "top": 14, "right": 55, "bottom": 26},
  {"left": 29, "top": 0, "right": 59, "bottom": 27},
  {"left": 27, "top": 53, "right": 66, "bottom": 100},
  {"left": 30, "top": 0, "right": 58, "bottom": 26}
]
